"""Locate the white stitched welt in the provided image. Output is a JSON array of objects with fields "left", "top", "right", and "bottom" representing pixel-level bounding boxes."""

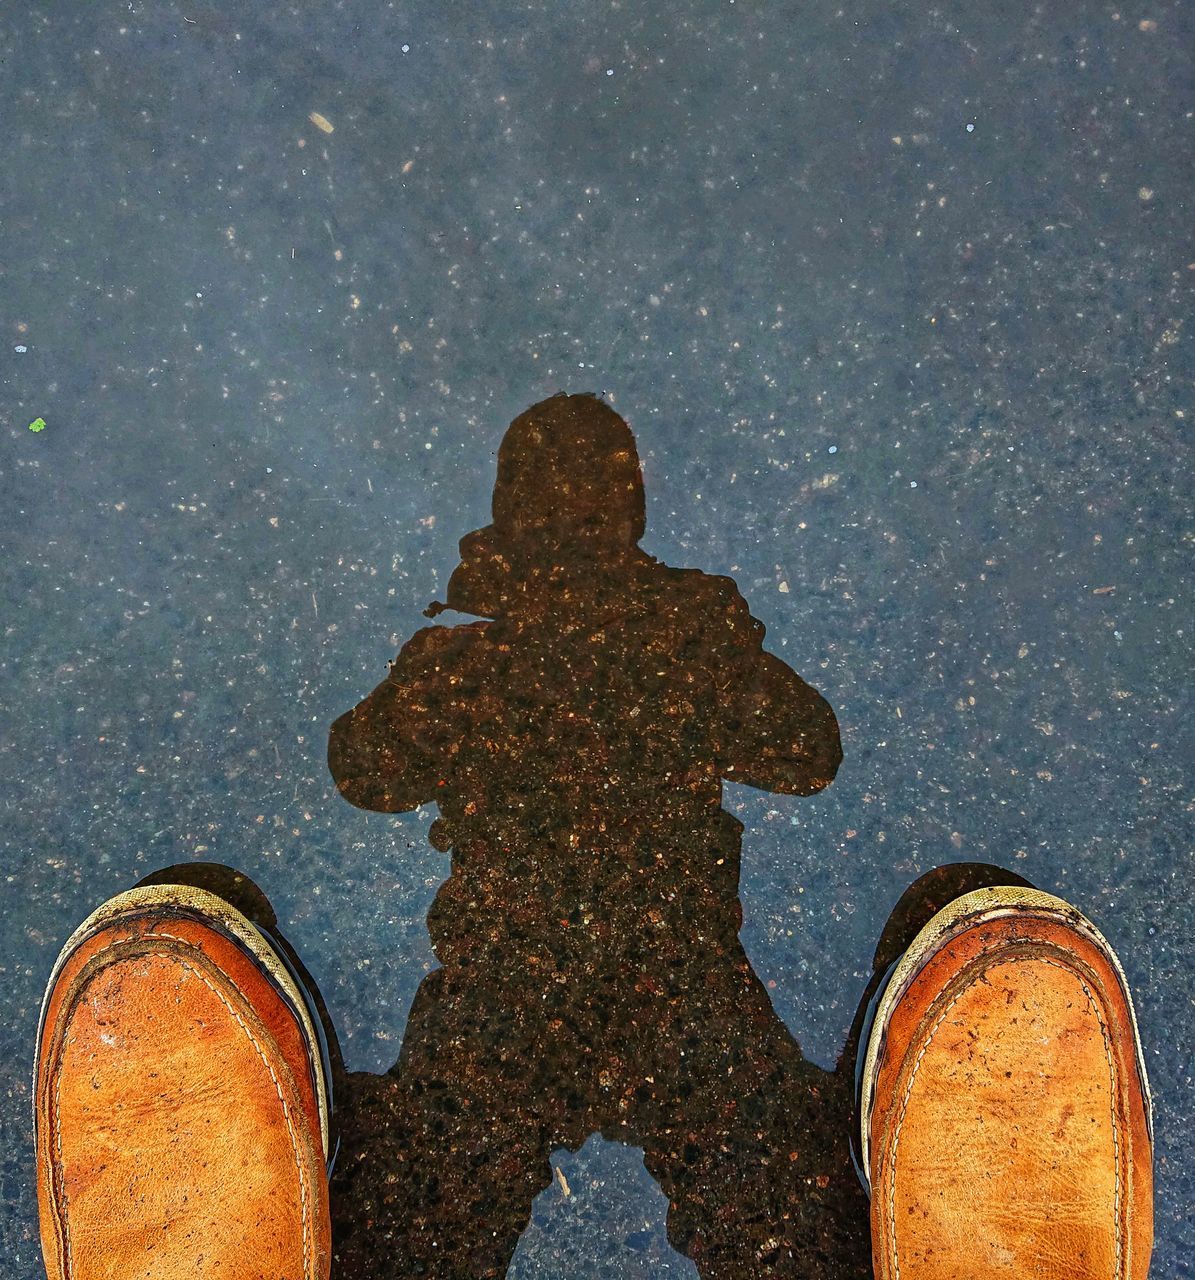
[
  {"left": 885, "top": 950, "right": 1123, "bottom": 1280},
  {"left": 53, "top": 1029, "right": 74, "bottom": 1278},
  {"left": 50, "top": 932, "right": 313, "bottom": 1280}
]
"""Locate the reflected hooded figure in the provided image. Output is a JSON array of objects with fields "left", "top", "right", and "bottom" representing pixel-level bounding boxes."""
[{"left": 328, "top": 393, "right": 868, "bottom": 1277}]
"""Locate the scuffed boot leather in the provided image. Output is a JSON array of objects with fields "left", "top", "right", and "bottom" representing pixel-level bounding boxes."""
[
  {"left": 860, "top": 886, "right": 1153, "bottom": 1280},
  {"left": 35, "top": 884, "right": 331, "bottom": 1280}
]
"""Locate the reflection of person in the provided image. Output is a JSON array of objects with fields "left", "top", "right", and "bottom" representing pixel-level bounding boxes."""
[
  {"left": 330, "top": 393, "right": 841, "bottom": 966},
  {"left": 325, "top": 393, "right": 857, "bottom": 1275},
  {"left": 32, "top": 394, "right": 1154, "bottom": 1280}
]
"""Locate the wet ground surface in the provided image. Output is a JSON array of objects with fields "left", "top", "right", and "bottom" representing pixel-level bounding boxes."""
[{"left": 2, "top": 2, "right": 1192, "bottom": 1275}]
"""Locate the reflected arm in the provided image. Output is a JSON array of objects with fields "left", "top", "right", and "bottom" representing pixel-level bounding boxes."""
[
  {"left": 717, "top": 650, "right": 843, "bottom": 796},
  {"left": 328, "top": 625, "right": 483, "bottom": 813}
]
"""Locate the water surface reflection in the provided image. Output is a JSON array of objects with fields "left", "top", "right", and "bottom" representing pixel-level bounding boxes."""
[{"left": 328, "top": 394, "right": 868, "bottom": 1277}]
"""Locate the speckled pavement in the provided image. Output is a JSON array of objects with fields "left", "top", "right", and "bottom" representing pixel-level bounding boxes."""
[{"left": 2, "top": 2, "right": 1191, "bottom": 1275}]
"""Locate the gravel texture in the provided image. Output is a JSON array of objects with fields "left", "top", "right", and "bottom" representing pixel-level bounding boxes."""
[{"left": 1, "top": 2, "right": 1191, "bottom": 1275}]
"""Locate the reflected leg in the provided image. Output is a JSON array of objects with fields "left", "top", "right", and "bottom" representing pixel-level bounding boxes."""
[
  {"left": 633, "top": 953, "right": 871, "bottom": 1279},
  {"left": 332, "top": 968, "right": 560, "bottom": 1279}
]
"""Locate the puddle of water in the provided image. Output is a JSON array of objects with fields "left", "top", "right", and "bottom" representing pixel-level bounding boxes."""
[{"left": 4, "top": 4, "right": 1190, "bottom": 1276}]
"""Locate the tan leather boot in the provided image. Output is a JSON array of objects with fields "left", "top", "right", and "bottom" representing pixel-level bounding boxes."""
[
  {"left": 859, "top": 885, "right": 1153, "bottom": 1280},
  {"left": 35, "top": 884, "right": 332, "bottom": 1280}
]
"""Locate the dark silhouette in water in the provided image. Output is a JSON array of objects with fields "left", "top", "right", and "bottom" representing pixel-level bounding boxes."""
[{"left": 327, "top": 393, "right": 868, "bottom": 1277}]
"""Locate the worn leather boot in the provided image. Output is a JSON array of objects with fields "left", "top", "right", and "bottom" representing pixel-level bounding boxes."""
[
  {"left": 859, "top": 885, "right": 1153, "bottom": 1279},
  {"left": 35, "top": 884, "right": 332, "bottom": 1280}
]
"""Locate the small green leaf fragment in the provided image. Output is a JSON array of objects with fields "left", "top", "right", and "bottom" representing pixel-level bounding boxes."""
[{"left": 29, "top": 417, "right": 46, "bottom": 432}]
